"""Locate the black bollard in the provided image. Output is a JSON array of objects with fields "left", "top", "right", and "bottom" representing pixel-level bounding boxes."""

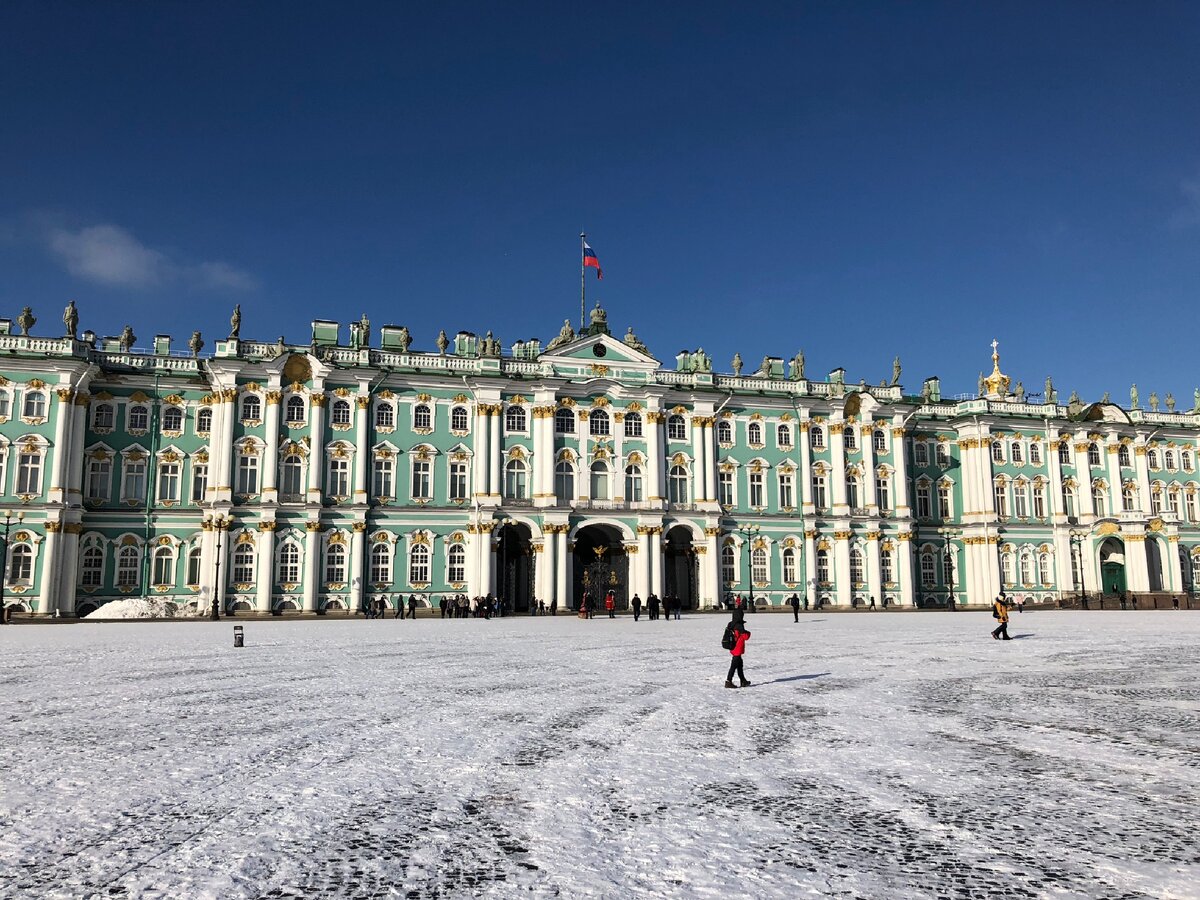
[{"left": 233, "top": 625, "right": 244, "bottom": 648}]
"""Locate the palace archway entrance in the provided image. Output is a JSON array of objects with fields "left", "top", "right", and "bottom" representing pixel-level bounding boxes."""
[
  {"left": 496, "top": 522, "right": 534, "bottom": 612},
  {"left": 1098, "top": 537, "right": 1126, "bottom": 595},
  {"left": 1146, "top": 537, "right": 1165, "bottom": 592},
  {"left": 572, "top": 524, "right": 628, "bottom": 611},
  {"left": 663, "top": 525, "right": 699, "bottom": 609}
]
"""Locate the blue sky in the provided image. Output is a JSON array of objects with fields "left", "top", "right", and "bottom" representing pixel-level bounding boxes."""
[{"left": 3, "top": 2, "right": 1199, "bottom": 404}]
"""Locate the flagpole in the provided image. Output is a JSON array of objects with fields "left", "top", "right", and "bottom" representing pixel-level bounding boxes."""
[{"left": 580, "top": 231, "right": 586, "bottom": 330}]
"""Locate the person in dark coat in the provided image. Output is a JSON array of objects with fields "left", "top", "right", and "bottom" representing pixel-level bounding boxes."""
[
  {"left": 789, "top": 593, "right": 800, "bottom": 622},
  {"left": 991, "top": 595, "right": 1011, "bottom": 640},
  {"left": 407, "top": 594, "right": 418, "bottom": 619},
  {"left": 647, "top": 594, "right": 659, "bottom": 621},
  {"left": 631, "top": 594, "right": 642, "bottom": 621},
  {"left": 550, "top": 597, "right": 558, "bottom": 616},
  {"left": 725, "top": 620, "right": 751, "bottom": 688}
]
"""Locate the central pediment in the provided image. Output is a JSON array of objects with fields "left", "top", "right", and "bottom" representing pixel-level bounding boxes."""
[{"left": 538, "top": 331, "right": 659, "bottom": 369}]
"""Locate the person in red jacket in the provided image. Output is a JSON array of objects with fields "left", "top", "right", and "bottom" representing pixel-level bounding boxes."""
[
  {"left": 604, "top": 590, "right": 616, "bottom": 619},
  {"left": 725, "top": 623, "right": 751, "bottom": 688}
]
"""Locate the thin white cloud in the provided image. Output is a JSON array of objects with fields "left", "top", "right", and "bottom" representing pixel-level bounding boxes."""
[
  {"left": 1170, "top": 170, "right": 1200, "bottom": 228},
  {"left": 42, "top": 222, "right": 257, "bottom": 291}
]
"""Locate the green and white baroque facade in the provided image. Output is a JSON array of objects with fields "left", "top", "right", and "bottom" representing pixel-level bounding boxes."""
[{"left": 1, "top": 303, "right": 1198, "bottom": 617}]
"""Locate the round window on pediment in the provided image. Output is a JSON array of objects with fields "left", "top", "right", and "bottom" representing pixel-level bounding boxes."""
[{"left": 593, "top": 344, "right": 607, "bottom": 358}]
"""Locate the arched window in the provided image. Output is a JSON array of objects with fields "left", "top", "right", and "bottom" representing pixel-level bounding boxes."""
[
  {"left": 554, "top": 461, "right": 575, "bottom": 503},
  {"left": 810, "top": 426, "right": 825, "bottom": 450},
  {"left": 817, "top": 548, "right": 831, "bottom": 583},
  {"left": 624, "top": 412, "right": 643, "bottom": 438},
  {"left": 505, "top": 406, "right": 526, "bottom": 432},
  {"left": 187, "top": 546, "right": 201, "bottom": 586},
  {"left": 232, "top": 542, "right": 255, "bottom": 584},
  {"left": 23, "top": 391, "right": 46, "bottom": 419},
  {"left": 920, "top": 550, "right": 936, "bottom": 586},
  {"left": 1019, "top": 551, "right": 1033, "bottom": 585},
  {"left": 1168, "top": 485, "right": 1180, "bottom": 516},
  {"left": 913, "top": 441, "right": 929, "bottom": 466},
  {"left": 991, "top": 441, "right": 1004, "bottom": 463},
  {"left": 1148, "top": 449, "right": 1160, "bottom": 469},
  {"left": 409, "top": 543, "right": 430, "bottom": 583},
  {"left": 1150, "top": 484, "right": 1163, "bottom": 515},
  {"left": 849, "top": 547, "right": 864, "bottom": 584},
  {"left": 92, "top": 404, "right": 114, "bottom": 429},
  {"left": 873, "top": 429, "right": 886, "bottom": 453},
  {"left": 1118, "top": 444, "right": 1131, "bottom": 467},
  {"left": 116, "top": 545, "right": 140, "bottom": 587},
  {"left": 447, "top": 543, "right": 466, "bottom": 584},
  {"left": 505, "top": 458, "right": 528, "bottom": 499},
  {"left": 1030, "top": 441, "right": 1042, "bottom": 465},
  {"left": 1010, "top": 441, "right": 1023, "bottom": 464},
  {"left": 9, "top": 544, "right": 33, "bottom": 584},
  {"left": 844, "top": 428, "right": 857, "bottom": 451},
  {"left": 1122, "top": 484, "right": 1137, "bottom": 512},
  {"left": 1058, "top": 442, "right": 1071, "bottom": 465},
  {"left": 721, "top": 544, "right": 737, "bottom": 586},
  {"left": 589, "top": 461, "right": 610, "bottom": 501},
  {"left": 1087, "top": 443, "right": 1101, "bottom": 467},
  {"left": 1092, "top": 483, "right": 1107, "bottom": 517},
  {"left": 450, "top": 406, "right": 469, "bottom": 432},
  {"left": 284, "top": 396, "right": 305, "bottom": 423},
  {"left": 717, "top": 420, "right": 733, "bottom": 444},
  {"left": 589, "top": 409, "right": 610, "bottom": 436},
  {"left": 668, "top": 465, "right": 689, "bottom": 504},
  {"left": 1062, "top": 483, "right": 1077, "bottom": 518},
  {"left": 1182, "top": 451, "right": 1194, "bottom": 472},
  {"left": 1001, "top": 551, "right": 1015, "bottom": 585},
  {"left": 81, "top": 544, "right": 104, "bottom": 587},
  {"left": 280, "top": 454, "right": 304, "bottom": 501},
  {"left": 782, "top": 547, "right": 796, "bottom": 584},
  {"left": 331, "top": 399, "right": 351, "bottom": 426},
  {"left": 197, "top": 408, "right": 212, "bottom": 433},
  {"left": 667, "top": 414, "right": 686, "bottom": 440},
  {"left": 1039, "top": 552, "right": 1052, "bottom": 585},
  {"left": 880, "top": 548, "right": 894, "bottom": 584},
  {"left": 778, "top": 424, "right": 792, "bottom": 448},
  {"left": 554, "top": 408, "right": 575, "bottom": 434},
  {"left": 243, "top": 396, "right": 263, "bottom": 422},
  {"left": 375, "top": 402, "right": 395, "bottom": 429},
  {"left": 747, "top": 422, "right": 763, "bottom": 445},
  {"left": 751, "top": 547, "right": 767, "bottom": 584},
  {"left": 370, "top": 542, "right": 392, "bottom": 584},
  {"left": 278, "top": 543, "right": 300, "bottom": 584},
  {"left": 1165, "top": 450, "right": 1176, "bottom": 470},
  {"left": 325, "top": 544, "right": 346, "bottom": 583},
  {"left": 624, "top": 465, "right": 643, "bottom": 502},
  {"left": 127, "top": 405, "right": 149, "bottom": 431},
  {"left": 413, "top": 404, "right": 432, "bottom": 430},
  {"left": 162, "top": 407, "right": 184, "bottom": 432},
  {"left": 936, "top": 442, "right": 950, "bottom": 466}
]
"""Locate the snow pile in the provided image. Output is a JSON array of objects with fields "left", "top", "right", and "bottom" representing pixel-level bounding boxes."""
[{"left": 82, "top": 597, "right": 203, "bottom": 619}]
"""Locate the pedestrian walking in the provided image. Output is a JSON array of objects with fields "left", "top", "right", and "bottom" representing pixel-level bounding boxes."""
[
  {"left": 550, "top": 597, "right": 558, "bottom": 616},
  {"left": 673, "top": 597, "right": 681, "bottom": 620},
  {"left": 723, "top": 617, "right": 751, "bottom": 688},
  {"left": 803, "top": 595, "right": 809, "bottom": 612},
  {"left": 632, "top": 594, "right": 642, "bottom": 621},
  {"left": 407, "top": 594, "right": 418, "bottom": 619},
  {"left": 648, "top": 594, "right": 659, "bottom": 621},
  {"left": 788, "top": 593, "right": 800, "bottom": 622},
  {"left": 991, "top": 595, "right": 1011, "bottom": 640},
  {"left": 868, "top": 596, "right": 877, "bottom": 610}
]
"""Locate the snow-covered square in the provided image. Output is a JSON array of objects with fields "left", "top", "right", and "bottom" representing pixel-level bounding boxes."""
[{"left": 1, "top": 610, "right": 1197, "bottom": 899}]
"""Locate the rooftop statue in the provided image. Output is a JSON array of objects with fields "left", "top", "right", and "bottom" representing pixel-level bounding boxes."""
[
  {"left": 547, "top": 319, "right": 575, "bottom": 351},
  {"left": 1166, "top": 392, "right": 1176, "bottom": 412},
  {"left": 189, "top": 331, "right": 204, "bottom": 357},
  {"left": 891, "top": 355, "right": 901, "bottom": 386},
  {"left": 1149, "top": 391, "right": 1159, "bottom": 412},
  {"left": 1130, "top": 383, "right": 1139, "bottom": 409},
  {"left": 229, "top": 304, "right": 241, "bottom": 340},
  {"left": 120, "top": 325, "right": 136, "bottom": 351},
  {"left": 589, "top": 300, "right": 607, "bottom": 325},
  {"left": 732, "top": 353, "right": 743, "bottom": 376},
  {"left": 16, "top": 306, "right": 35, "bottom": 336},
  {"left": 1014, "top": 381, "right": 1025, "bottom": 402},
  {"left": 436, "top": 329, "right": 449, "bottom": 354},
  {"left": 63, "top": 300, "right": 78, "bottom": 338},
  {"left": 622, "top": 326, "right": 649, "bottom": 354}
]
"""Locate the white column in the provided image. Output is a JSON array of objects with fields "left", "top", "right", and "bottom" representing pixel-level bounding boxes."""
[
  {"left": 1126, "top": 535, "right": 1150, "bottom": 592},
  {"left": 646, "top": 412, "right": 663, "bottom": 502},
  {"left": 474, "top": 405, "right": 490, "bottom": 498},
  {"left": 306, "top": 395, "right": 326, "bottom": 499},
  {"left": 531, "top": 407, "right": 547, "bottom": 501},
  {"left": 556, "top": 528, "right": 569, "bottom": 608},
  {"left": 37, "top": 525, "right": 61, "bottom": 615},
  {"left": 897, "top": 533, "right": 915, "bottom": 607},
  {"left": 637, "top": 528, "right": 651, "bottom": 598},
  {"left": 212, "top": 391, "right": 236, "bottom": 503},
  {"left": 255, "top": 524, "right": 275, "bottom": 613},
  {"left": 1166, "top": 537, "right": 1183, "bottom": 592},
  {"left": 488, "top": 408, "right": 501, "bottom": 498},
  {"left": 215, "top": 524, "right": 230, "bottom": 614},
  {"left": 649, "top": 527, "right": 664, "bottom": 596},
  {"left": 692, "top": 418, "right": 706, "bottom": 502},
  {"left": 353, "top": 397, "right": 369, "bottom": 503},
  {"left": 1076, "top": 443, "right": 1096, "bottom": 518},
  {"left": 866, "top": 535, "right": 881, "bottom": 603},
  {"left": 479, "top": 524, "right": 495, "bottom": 595},
  {"left": 830, "top": 424, "right": 847, "bottom": 513},
  {"left": 1134, "top": 443, "right": 1152, "bottom": 511},
  {"left": 539, "top": 532, "right": 554, "bottom": 602},
  {"left": 1047, "top": 436, "right": 1065, "bottom": 521},
  {"left": 48, "top": 389, "right": 73, "bottom": 503},
  {"left": 861, "top": 425, "right": 877, "bottom": 513},
  {"left": 891, "top": 426, "right": 910, "bottom": 515},
  {"left": 262, "top": 391, "right": 281, "bottom": 501},
  {"left": 198, "top": 520, "right": 214, "bottom": 606},
  {"left": 702, "top": 527, "right": 719, "bottom": 607},
  {"left": 303, "top": 523, "right": 320, "bottom": 612},
  {"left": 67, "top": 395, "right": 88, "bottom": 502},
  {"left": 834, "top": 532, "right": 851, "bottom": 605},
  {"left": 350, "top": 524, "right": 365, "bottom": 613},
  {"left": 56, "top": 523, "right": 81, "bottom": 615},
  {"left": 800, "top": 423, "right": 814, "bottom": 513},
  {"left": 1107, "top": 442, "right": 1123, "bottom": 514},
  {"left": 803, "top": 530, "right": 816, "bottom": 604}
]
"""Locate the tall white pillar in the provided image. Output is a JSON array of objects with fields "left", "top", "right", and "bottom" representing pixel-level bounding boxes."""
[
  {"left": 866, "top": 532, "right": 882, "bottom": 602},
  {"left": 800, "top": 422, "right": 814, "bottom": 513},
  {"left": 702, "top": 526, "right": 719, "bottom": 607},
  {"left": 37, "top": 524, "right": 61, "bottom": 615},
  {"left": 48, "top": 389, "right": 73, "bottom": 503},
  {"left": 488, "top": 407, "right": 501, "bottom": 498},
  {"left": 692, "top": 417, "right": 707, "bottom": 502},
  {"left": 307, "top": 394, "right": 326, "bottom": 499},
  {"left": 637, "top": 527, "right": 651, "bottom": 599},
  {"left": 215, "top": 522, "right": 230, "bottom": 614},
  {"left": 262, "top": 391, "right": 281, "bottom": 502},
  {"left": 891, "top": 425, "right": 910, "bottom": 515},
  {"left": 830, "top": 424, "right": 848, "bottom": 513},
  {"left": 303, "top": 522, "right": 320, "bottom": 612},
  {"left": 861, "top": 424, "right": 877, "bottom": 513},
  {"left": 646, "top": 412, "right": 664, "bottom": 503},
  {"left": 556, "top": 527, "right": 569, "bottom": 608},
  {"left": 474, "top": 405, "right": 490, "bottom": 498},
  {"left": 538, "top": 532, "right": 554, "bottom": 602},
  {"left": 897, "top": 532, "right": 915, "bottom": 607},
  {"left": 649, "top": 526, "right": 664, "bottom": 596},
  {"left": 255, "top": 522, "right": 275, "bottom": 613},
  {"left": 479, "top": 523, "right": 495, "bottom": 595},
  {"left": 834, "top": 530, "right": 851, "bottom": 605},
  {"left": 56, "top": 522, "right": 82, "bottom": 615},
  {"left": 349, "top": 523, "right": 365, "bottom": 613},
  {"left": 803, "top": 529, "right": 817, "bottom": 604},
  {"left": 354, "top": 397, "right": 369, "bottom": 503}
]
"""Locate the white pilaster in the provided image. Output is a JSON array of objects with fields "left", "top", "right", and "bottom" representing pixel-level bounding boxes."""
[
  {"left": 353, "top": 397, "right": 369, "bottom": 503},
  {"left": 349, "top": 524, "right": 365, "bottom": 613},
  {"left": 262, "top": 391, "right": 281, "bottom": 501},
  {"left": 303, "top": 523, "right": 320, "bottom": 612},
  {"left": 255, "top": 524, "right": 275, "bottom": 613}
]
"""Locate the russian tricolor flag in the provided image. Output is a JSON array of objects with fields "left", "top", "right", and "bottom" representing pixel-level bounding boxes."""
[{"left": 583, "top": 242, "right": 603, "bottom": 280}]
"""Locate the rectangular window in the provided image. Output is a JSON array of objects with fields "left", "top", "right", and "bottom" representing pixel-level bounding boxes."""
[
  {"left": 1032, "top": 485, "right": 1045, "bottom": 518},
  {"left": 994, "top": 483, "right": 1008, "bottom": 517},
  {"left": 812, "top": 475, "right": 827, "bottom": 509},
  {"left": 191, "top": 464, "right": 208, "bottom": 503},
  {"left": 449, "top": 462, "right": 468, "bottom": 501},
  {"left": 749, "top": 472, "right": 764, "bottom": 507},
  {"left": 718, "top": 471, "right": 734, "bottom": 506},
  {"left": 123, "top": 460, "right": 146, "bottom": 502},
  {"left": 880, "top": 552, "right": 894, "bottom": 585},
  {"left": 328, "top": 458, "right": 349, "bottom": 497},
  {"left": 782, "top": 550, "right": 796, "bottom": 584},
  {"left": 875, "top": 479, "right": 890, "bottom": 511},
  {"left": 158, "top": 463, "right": 180, "bottom": 502},
  {"left": 16, "top": 451, "right": 42, "bottom": 495},
  {"left": 86, "top": 458, "right": 111, "bottom": 501},
  {"left": 373, "top": 458, "right": 393, "bottom": 498},
  {"left": 916, "top": 483, "right": 932, "bottom": 518},
  {"left": 237, "top": 456, "right": 259, "bottom": 495},
  {"left": 1186, "top": 492, "right": 1197, "bottom": 523},
  {"left": 1059, "top": 443, "right": 1071, "bottom": 465},
  {"left": 778, "top": 472, "right": 794, "bottom": 509},
  {"left": 1013, "top": 486, "right": 1028, "bottom": 518},
  {"left": 937, "top": 483, "right": 951, "bottom": 519},
  {"left": 920, "top": 553, "right": 936, "bottom": 587},
  {"left": 412, "top": 460, "right": 431, "bottom": 500}
]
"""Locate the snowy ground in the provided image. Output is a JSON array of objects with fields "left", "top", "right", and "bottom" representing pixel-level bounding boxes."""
[{"left": 1, "top": 611, "right": 1197, "bottom": 900}]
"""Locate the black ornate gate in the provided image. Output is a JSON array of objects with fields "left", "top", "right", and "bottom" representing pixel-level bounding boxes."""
[
  {"left": 663, "top": 526, "right": 699, "bottom": 609},
  {"left": 572, "top": 525, "right": 629, "bottom": 610}
]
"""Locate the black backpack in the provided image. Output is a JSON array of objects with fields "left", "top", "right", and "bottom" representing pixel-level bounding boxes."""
[{"left": 721, "top": 623, "right": 737, "bottom": 650}]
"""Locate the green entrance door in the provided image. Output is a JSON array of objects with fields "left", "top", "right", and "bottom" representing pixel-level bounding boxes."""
[{"left": 1101, "top": 562, "right": 1126, "bottom": 595}]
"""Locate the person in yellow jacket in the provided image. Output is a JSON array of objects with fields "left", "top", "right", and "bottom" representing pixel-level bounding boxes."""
[{"left": 991, "top": 594, "right": 1011, "bottom": 640}]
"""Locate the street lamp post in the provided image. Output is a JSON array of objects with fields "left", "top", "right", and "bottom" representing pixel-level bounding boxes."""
[
  {"left": 1070, "top": 528, "right": 1088, "bottom": 609},
  {"left": 937, "top": 526, "right": 961, "bottom": 609},
  {"left": 211, "top": 514, "right": 229, "bottom": 620},
  {"left": 735, "top": 523, "right": 761, "bottom": 611},
  {"left": 0, "top": 510, "right": 26, "bottom": 625}
]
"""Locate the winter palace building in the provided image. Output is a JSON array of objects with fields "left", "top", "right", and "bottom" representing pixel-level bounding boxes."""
[{"left": 1, "top": 301, "right": 1198, "bottom": 617}]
